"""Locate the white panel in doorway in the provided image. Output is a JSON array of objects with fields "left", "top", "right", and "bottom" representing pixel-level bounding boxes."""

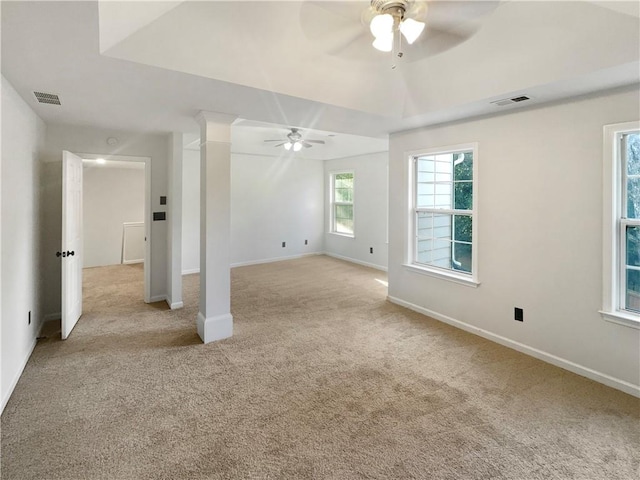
[{"left": 122, "top": 222, "right": 144, "bottom": 264}]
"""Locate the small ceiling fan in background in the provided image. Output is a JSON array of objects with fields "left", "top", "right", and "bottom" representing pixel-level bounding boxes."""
[{"left": 264, "top": 128, "right": 326, "bottom": 152}]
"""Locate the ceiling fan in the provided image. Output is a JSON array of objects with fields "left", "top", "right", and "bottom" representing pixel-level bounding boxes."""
[
  {"left": 299, "top": 0, "right": 499, "bottom": 64},
  {"left": 264, "top": 128, "right": 326, "bottom": 152}
]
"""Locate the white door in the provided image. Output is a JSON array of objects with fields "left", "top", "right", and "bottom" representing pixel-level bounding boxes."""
[{"left": 61, "top": 150, "right": 83, "bottom": 339}]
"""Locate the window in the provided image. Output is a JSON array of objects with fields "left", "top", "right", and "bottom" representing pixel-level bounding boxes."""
[
  {"left": 408, "top": 144, "right": 478, "bottom": 286},
  {"left": 331, "top": 172, "right": 354, "bottom": 236},
  {"left": 602, "top": 122, "right": 640, "bottom": 328}
]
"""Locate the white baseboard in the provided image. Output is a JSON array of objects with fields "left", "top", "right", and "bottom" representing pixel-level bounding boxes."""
[
  {"left": 168, "top": 300, "right": 184, "bottom": 310},
  {"left": 123, "top": 259, "right": 143, "bottom": 265},
  {"left": 387, "top": 296, "right": 640, "bottom": 398},
  {"left": 184, "top": 253, "right": 324, "bottom": 273},
  {"left": 1, "top": 320, "right": 47, "bottom": 414},
  {"left": 197, "top": 311, "right": 233, "bottom": 344},
  {"left": 0, "top": 339, "right": 36, "bottom": 414},
  {"left": 231, "top": 252, "right": 322, "bottom": 268},
  {"left": 323, "top": 252, "right": 388, "bottom": 272}
]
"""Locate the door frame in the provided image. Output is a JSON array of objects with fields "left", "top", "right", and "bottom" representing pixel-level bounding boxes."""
[{"left": 79, "top": 153, "right": 152, "bottom": 303}]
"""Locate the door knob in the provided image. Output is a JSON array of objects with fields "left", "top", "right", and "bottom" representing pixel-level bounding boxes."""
[
  {"left": 56, "top": 251, "right": 62, "bottom": 257},
  {"left": 67, "top": 251, "right": 75, "bottom": 256}
]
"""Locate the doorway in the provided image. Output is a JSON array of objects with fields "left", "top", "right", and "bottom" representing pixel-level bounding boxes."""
[{"left": 77, "top": 153, "right": 151, "bottom": 308}]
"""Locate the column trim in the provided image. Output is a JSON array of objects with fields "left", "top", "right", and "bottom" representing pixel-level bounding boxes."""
[{"left": 197, "top": 312, "right": 233, "bottom": 343}]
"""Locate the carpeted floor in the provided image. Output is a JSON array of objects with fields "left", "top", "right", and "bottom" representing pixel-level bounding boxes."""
[{"left": 1, "top": 256, "right": 639, "bottom": 479}]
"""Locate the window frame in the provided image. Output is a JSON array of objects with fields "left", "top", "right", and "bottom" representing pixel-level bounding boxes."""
[
  {"left": 601, "top": 121, "right": 640, "bottom": 329},
  {"left": 405, "top": 143, "right": 479, "bottom": 287},
  {"left": 329, "top": 170, "right": 355, "bottom": 238}
]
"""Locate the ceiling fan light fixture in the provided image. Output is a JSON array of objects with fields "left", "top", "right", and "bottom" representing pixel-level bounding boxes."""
[
  {"left": 266, "top": 128, "right": 325, "bottom": 151},
  {"left": 372, "top": 34, "right": 394, "bottom": 52},
  {"left": 370, "top": 13, "right": 393, "bottom": 38},
  {"left": 399, "top": 17, "right": 425, "bottom": 44}
]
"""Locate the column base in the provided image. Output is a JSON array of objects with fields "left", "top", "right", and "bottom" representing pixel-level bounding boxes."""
[{"left": 197, "top": 312, "right": 233, "bottom": 344}]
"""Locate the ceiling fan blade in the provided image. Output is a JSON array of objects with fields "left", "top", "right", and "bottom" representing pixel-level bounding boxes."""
[
  {"left": 264, "top": 139, "right": 283, "bottom": 142},
  {"left": 273, "top": 143, "right": 286, "bottom": 148},
  {"left": 405, "top": 1, "right": 428, "bottom": 22},
  {"left": 301, "top": 141, "right": 313, "bottom": 149},
  {"left": 421, "top": 1, "right": 500, "bottom": 27},
  {"left": 403, "top": 25, "right": 474, "bottom": 61},
  {"left": 327, "top": 30, "right": 371, "bottom": 58},
  {"left": 306, "top": 140, "right": 326, "bottom": 145},
  {"left": 300, "top": 1, "right": 368, "bottom": 36},
  {"left": 399, "top": 1, "right": 500, "bottom": 64},
  {"left": 300, "top": 1, "right": 374, "bottom": 61},
  {"left": 299, "top": 0, "right": 499, "bottom": 64}
]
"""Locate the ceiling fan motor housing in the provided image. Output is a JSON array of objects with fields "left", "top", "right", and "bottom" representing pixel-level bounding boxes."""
[
  {"left": 371, "top": 0, "right": 409, "bottom": 18},
  {"left": 288, "top": 128, "right": 302, "bottom": 142}
]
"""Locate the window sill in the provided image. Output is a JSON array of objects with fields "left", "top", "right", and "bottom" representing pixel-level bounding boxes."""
[
  {"left": 599, "top": 310, "right": 640, "bottom": 330},
  {"left": 403, "top": 264, "right": 480, "bottom": 288},
  {"left": 329, "top": 232, "right": 355, "bottom": 239}
]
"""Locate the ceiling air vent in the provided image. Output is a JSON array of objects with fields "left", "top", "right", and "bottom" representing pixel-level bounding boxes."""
[
  {"left": 491, "top": 95, "right": 531, "bottom": 107},
  {"left": 33, "top": 91, "right": 61, "bottom": 105}
]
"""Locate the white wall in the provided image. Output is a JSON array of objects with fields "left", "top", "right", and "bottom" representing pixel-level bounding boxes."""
[
  {"left": 1, "top": 76, "right": 46, "bottom": 412},
  {"left": 41, "top": 124, "right": 169, "bottom": 313},
  {"left": 324, "top": 152, "right": 388, "bottom": 270},
  {"left": 388, "top": 87, "right": 640, "bottom": 395},
  {"left": 182, "top": 148, "right": 200, "bottom": 273},
  {"left": 231, "top": 153, "right": 324, "bottom": 265},
  {"left": 182, "top": 150, "right": 324, "bottom": 271},
  {"left": 83, "top": 165, "right": 145, "bottom": 268}
]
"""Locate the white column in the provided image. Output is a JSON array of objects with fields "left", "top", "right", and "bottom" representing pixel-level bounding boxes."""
[
  {"left": 195, "top": 111, "right": 237, "bottom": 343},
  {"left": 167, "top": 132, "right": 183, "bottom": 309}
]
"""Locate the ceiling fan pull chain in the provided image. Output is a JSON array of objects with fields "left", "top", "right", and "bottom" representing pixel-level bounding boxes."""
[
  {"left": 391, "top": 13, "right": 403, "bottom": 70},
  {"left": 392, "top": 24, "right": 397, "bottom": 69},
  {"left": 397, "top": 26, "right": 404, "bottom": 59}
]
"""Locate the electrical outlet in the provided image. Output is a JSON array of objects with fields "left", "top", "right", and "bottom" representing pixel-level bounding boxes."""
[
  {"left": 282, "top": 242, "right": 286, "bottom": 248},
  {"left": 370, "top": 247, "right": 373, "bottom": 254},
  {"left": 514, "top": 307, "right": 524, "bottom": 322},
  {"left": 28, "top": 310, "right": 31, "bottom": 325}
]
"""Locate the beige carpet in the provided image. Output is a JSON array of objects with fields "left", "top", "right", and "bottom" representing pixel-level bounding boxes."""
[{"left": 1, "top": 256, "right": 638, "bottom": 479}]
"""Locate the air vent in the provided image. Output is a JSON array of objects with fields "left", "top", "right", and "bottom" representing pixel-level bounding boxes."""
[
  {"left": 491, "top": 99, "right": 515, "bottom": 106},
  {"left": 33, "top": 91, "right": 61, "bottom": 105},
  {"left": 491, "top": 95, "right": 531, "bottom": 107}
]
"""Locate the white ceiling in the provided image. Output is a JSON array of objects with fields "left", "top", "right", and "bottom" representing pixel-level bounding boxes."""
[
  {"left": 2, "top": 1, "right": 639, "bottom": 157},
  {"left": 185, "top": 119, "right": 388, "bottom": 160}
]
